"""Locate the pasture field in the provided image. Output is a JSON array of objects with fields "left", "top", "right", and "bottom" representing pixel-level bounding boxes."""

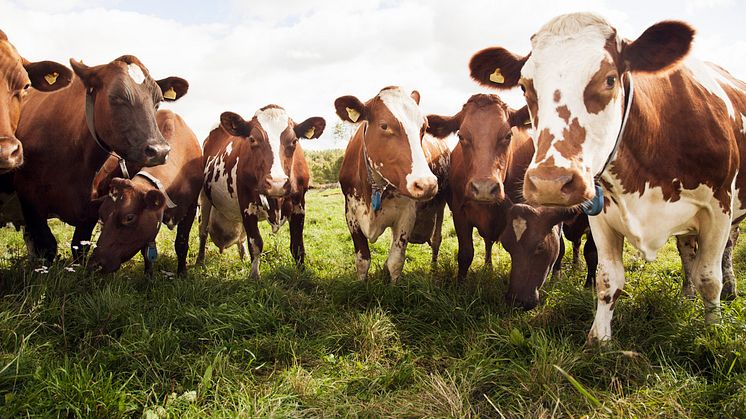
[{"left": 0, "top": 188, "right": 744, "bottom": 417}]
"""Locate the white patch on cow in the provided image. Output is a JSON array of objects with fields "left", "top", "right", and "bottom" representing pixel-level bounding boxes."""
[
  {"left": 355, "top": 250, "right": 370, "bottom": 280},
  {"left": 255, "top": 107, "right": 290, "bottom": 184},
  {"left": 523, "top": 13, "right": 624, "bottom": 182},
  {"left": 378, "top": 88, "right": 437, "bottom": 194},
  {"left": 345, "top": 193, "right": 415, "bottom": 243},
  {"left": 688, "top": 59, "right": 735, "bottom": 118},
  {"left": 740, "top": 113, "right": 746, "bottom": 135},
  {"left": 512, "top": 217, "right": 527, "bottom": 242},
  {"left": 127, "top": 63, "right": 146, "bottom": 84}
]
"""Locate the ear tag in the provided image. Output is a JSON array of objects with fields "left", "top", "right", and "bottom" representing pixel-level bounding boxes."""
[
  {"left": 44, "top": 72, "right": 59, "bottom": 85},
  {"left": 346, "top": 107, "right": 360, "bottom": 122},
  {"left": 146, "top": 242, "right": 158, "bottom": 263},
  {"left": 163, "top": 87, "right": 177, "bottom": 100},
  {"left": 371, "top": 189, "right": 382, "bottom": 212},
  {"left": 304, "top": 126, "right": 315, "bottom": 139},
  {"left": 489, "top": 68, "right": 505, "bottom": 84},
  {"left": 580, "top": 184, "right": 604, "bottom": 216}
]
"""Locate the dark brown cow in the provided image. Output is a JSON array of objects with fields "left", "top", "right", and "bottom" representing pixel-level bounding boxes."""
[
  {"left": 562, "top": 214, "right": 597, "bottom": 288},
  {"left": 428, "top": 94, "right": 574, "bottom": 308},
  {"left": 336, "top": 87, "right": 445, "bottom": 283},
  {"left": 470, "top": 12, "right": 746, "bottom": 343},
  {"left": 6, "top": 55, "right": 187, "bottom": 263},
  {"left": 0, "top": 30, "right": 72, "bottom": 173},
  {"left": 90, "top": 110, "right": 203, "bottom": 274},
  {"left": 197, "top": 106, "right": 325, "bottom": 279}
]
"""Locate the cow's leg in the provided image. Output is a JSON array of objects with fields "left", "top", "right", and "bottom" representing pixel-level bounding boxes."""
[
  {"left": 289, "top": 203, "right": 306, "bottom": 268},
  {"left": 237, "top": 240, "right": 247, "bottom": 260},
  {"left": 453, "top": 213, "right": 474, "bottom": 282},
  {"left": 175, "top": 202, "right": 198, "bottom": 275},
  {"left": 721, "top": 226, "right": 739, "bottom": 300},
  {"left": 140, "top": 246, "right": 154, "bottom": 275},
  {"left": 583, "top": 232, "right": 598, "bottom": 289},
  {"left": 571, "top": 236, "right": 581, "bottom": 266},
  {"left": 690, "top": 212, "right": 730, "bottom": 325},
  {"left": 552, "top": 227, "right": 564, "bottom": 278},
  {"left": 484, "top": 240, "right": 494, "bottom": 267},
  {"left": 676, "top": 235, "right": 698, "bottom": 298},
  {"left": 71, "top": 221, "right": 96, "bottom": 262},
  {"left": 587, "top": 218, "right": 625, "bottom": 344},
  {"left": 242, "top": 213, "right": 263, "bottom": 280},
  {"left": 429, "top": 203, "right": 445, "bottom": 266},
  {"left": 20, "top": 200, "right": 56, "bottom": 263},
  {"left": 345, "top": 199, "right": 371, "bottom": 281},
  {"left": 386, "top": 224, "right": 410, "bottom": 284},
  {"left": 196, "top": 192, "right": 211, "bottom": 266}
]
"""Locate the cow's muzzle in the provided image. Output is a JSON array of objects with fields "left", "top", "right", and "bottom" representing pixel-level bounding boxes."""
[
  {"left": 0, "top": 136, "right": 23, "bottom": 172},
  {"left": 523, "top": 166, "right": 592, "bottom": 207}
]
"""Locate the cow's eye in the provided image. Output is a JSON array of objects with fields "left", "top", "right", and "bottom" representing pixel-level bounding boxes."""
[
  {"left": 519, "top": 84, "right": 526, "bottom": 93},
  {"left": 380, "top": 122, "right": 388, "bottom": 131},
  {"left": 123, "top": 214, "right": 136, "bottom": 225},
  {"left": 23, "top": 83, "right": 31, "bottom": 91},
  {"left": 605, "top": 76, "right": 616, "bottom": 89},
  {"left": 502, "top": 131, "right": 513, "bottom": 142}
]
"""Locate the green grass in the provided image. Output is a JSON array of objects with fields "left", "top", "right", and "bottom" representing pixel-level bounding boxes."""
[{"left": 0, "top": 188, "right": 744, "bottom": 417}]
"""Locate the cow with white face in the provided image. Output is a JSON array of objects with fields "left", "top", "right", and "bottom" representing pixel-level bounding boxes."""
[
  {"left": 336, "top": 86, "right": 445, "bottom": 283},
  {"left": 470, "top": 13, "right": 746, "bottom": 343}
]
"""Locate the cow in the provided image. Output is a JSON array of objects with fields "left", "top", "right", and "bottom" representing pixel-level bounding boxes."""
[
  {"left": 197, "top": 105, "right": 325, "bottom": 279},
  {"left": 336, "top": 86, "right": 447, "bottom": 283},
  {"left": 562, "top": 214, "right": 597, "bottom": 289},
  {"left": 6, "top": 55, "right": 188, "bottom": 264},
  {"left": 89, "top": 110, "right": 203, "bottom": 274},
  {"left": 469, "top": 12, "right": 746, "bottom": 343},
  {"left": 427, "top": 93, "right": 575, "bottom": 308}
]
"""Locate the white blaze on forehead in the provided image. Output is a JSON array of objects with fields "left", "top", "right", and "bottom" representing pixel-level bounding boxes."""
[
  {"left": 524, "top": 12, "right": 624, "bottom": 177},
  {"left": 512, "top": 217, "right": 527, "bottom": 242},
  {"left": 127, "top": 63, "right": 146, "bottom": 84},
  {"left": 378, "top": 88, "right": 435, "bottom": 187},
  {"left": 255, "top": 107, "right": 290, "bottom": 182}
]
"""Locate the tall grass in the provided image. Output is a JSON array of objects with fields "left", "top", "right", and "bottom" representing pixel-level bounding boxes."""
[{"left": 0, "top": 188, "right": 744, "bottom": 417}]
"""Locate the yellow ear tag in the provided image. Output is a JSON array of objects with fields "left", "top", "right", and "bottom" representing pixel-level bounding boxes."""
[
  {"left": 489, "top": 68, "right": 505, "bottom": 84},
  {"left": 44, "top": 72, "right": 59, "bottom": 85},
  {"left": 304, "top": 126, "right": 315, "bottom": 139},
  {"left": 163, "top": 87, "right": 177, "bottom": 100},
  {"left": 346, "top": 107, "right": 360, "bottom": 123}
]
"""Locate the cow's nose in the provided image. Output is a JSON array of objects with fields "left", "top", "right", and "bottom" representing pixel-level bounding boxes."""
[
  {"left": 505, "top": 291, "right": 539, "bottom": 311},
  {"left": 410, "top": 175, "right": 438, "bottom": 200},
  {"left": 266, "top": 177, "right": 289, "bottom": 197},
  {"left": 0, "top": 138, "right": 23, "bottom": 170},
  {"left": 143, "top": 142, "right": 170, "bottom": 166},
  {"left": 467, "top": 178, "right": 503, "bottom": 202},
  {"left": 523, "top": 167, "right": 589, "bottom": 207}
]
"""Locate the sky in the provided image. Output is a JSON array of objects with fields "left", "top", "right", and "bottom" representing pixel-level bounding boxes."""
[{"left": 3, "top": 0, "right": 745, "bottom": 150}]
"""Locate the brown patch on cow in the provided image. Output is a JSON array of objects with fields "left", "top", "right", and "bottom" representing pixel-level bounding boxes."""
[
  {"left": 534, "top": 128, "right": 553, "bottom": 162},
  {"left": 583, "top": 58, "right": 618, "bottom": 114},
  {"left": 609, "top": 288, "right": 623, "bottom": 311},
  {"left": 553, "top": 90, "right": 561, "bottom": 103},
  {"left": 554, "top": 118, "right": 586, "bottom": 160},
  {"left": 521, "top": 78, "right": 539, "bottom": 127},
  {"left": 556, "top": 105, "right": 571, "bottom": 123}
]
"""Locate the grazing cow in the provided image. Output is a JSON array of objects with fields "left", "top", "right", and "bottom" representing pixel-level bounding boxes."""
[
  {"left": 90, "top": 110, "right": 203, "bottom": 274},
  {"left": 197, "top": 106, "right": 325, "bottom": 279},
  {"left": 427, "top": 94, "right": 575, "bottom": 308},
  {"left": 562, "top": 214, "right": 598, "bottom": 288},
  {"left": 469, "top": 12, "right": 746, "bottom": 343},
  {"left": 336, "top": 87, "right": 447, "bottom": 283},
  {"left": 8, "top": 55, "right": 187, "bottom": 263}
]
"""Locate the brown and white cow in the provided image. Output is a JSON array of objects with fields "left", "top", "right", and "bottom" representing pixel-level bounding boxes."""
[
  {"left": 428, "top": 94, "right": 575, "bottom": 308},
  {"left": 470, "top": 13, "right": 746, "bottom": 343},
  {"left": 0, "top": 30, "right": 72, "bottom": 174},
  {"left": 7, "top": 55, "right": 187, "bottom": 263},
  {"left": 197, "top": 106, "right": 325, "bottom": 279},
  {"left": 90, "top": 110, "right": 203, "bottom": 274},
  {"left": 336, "top": 86, "right": 447, "bottom": 283}
]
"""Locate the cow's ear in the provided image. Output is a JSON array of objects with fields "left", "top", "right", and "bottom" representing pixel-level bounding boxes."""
[
  {"left": 334, "top": 95, "right": 366, "bottom": 123},
  {"left": 156, "top": 76, "right": 189, "bottom": 101},
  {"left": 541, "top": 206, "right": 580, "bottom": 226},
  {"left": 295, "top": 117, "right": 326, "bottom": 140},
  {"left": 22, "top": 60, "right": 73, "bottom": 92},
  {"left": 220, "top": 112, "right": 251, "bottom": 137},
  {"left": 70, "top": 58, "right": 100, "bottom": 88},
  {"left": 145, "top": 190, "right": 166, "bottom": 210},
  {"left": 426, "top": 113, "right": 461, "bottom": 139},
  {"left": 469, "top": 47, "right": 527, "bottom": 89},
  {"left": 509, "top": 105, "right": 531, "bottom": 128},
  {"left": 622, "top": 21, "right": 694, "bottom": 74},
  {"left": 410, "top": 90, "right": 421, "bottom": 105}
]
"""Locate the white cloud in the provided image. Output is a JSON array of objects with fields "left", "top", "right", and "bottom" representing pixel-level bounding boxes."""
[{"left": 2, "top": 0, "right": 745, "bottom": 151}]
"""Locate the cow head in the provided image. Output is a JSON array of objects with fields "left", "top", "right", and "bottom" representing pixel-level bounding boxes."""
[
  {"left": 91, "top": 177, "right": 166, "bottom": 273},
  {"left": 335, "top": 86, "right": 438, "bottom": 200},
  {"left": 0, "top": 30, "right": 72, "bottom": 173},
  {"left": 70, "top": 55, "right": 188, "bottom": 167},
  {"left": 469, "top": 13, "right": 694, "bottom": 206},
  {"left": 220, "top": 106, "right": 325, "bottom": 197},
  {"left": 428, "top": 94, "right": 529, "bottom": 203},
  {"left": 500, "top": 203, "right": 575, "bottom": 309}
]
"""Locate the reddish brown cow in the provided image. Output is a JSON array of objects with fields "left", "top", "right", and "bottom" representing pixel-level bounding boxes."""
[
  {"left": 0, "top": 30, "right": 72, "bottom": 173},
  {"left": 90, "top": 110, "right": 203, "bottom": 274},
  {"left": 198, "top": 106, "right": 325, "bottom": 279},
  {"left": 336, "top": 87, "right": 446, "bottom": 283},
  {"left": 6, "top": 55, "right": 188, "bottom": 263},
  {"left": 470, "top": 12, "right": 746, "bottom": 342},
  {"left": 428, "top": 94, "right": 575, "bottom": 308}
]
